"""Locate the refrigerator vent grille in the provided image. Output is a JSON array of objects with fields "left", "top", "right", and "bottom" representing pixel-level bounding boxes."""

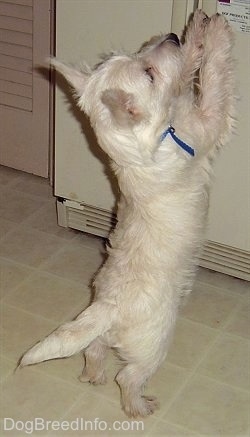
[
  {"left": 60, "top": 200, "right": 249, "bottom": 281},
  {"left": 200, "top": 241, "right": 249, "bottom": 281},
  {"left": 67, "top": 203, "right": 117, "bottom": 238}
]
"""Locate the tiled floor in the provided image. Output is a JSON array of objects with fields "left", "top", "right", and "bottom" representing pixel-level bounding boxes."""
[{"left": 0, "top": 165, "right": 249, "bottom": 437}]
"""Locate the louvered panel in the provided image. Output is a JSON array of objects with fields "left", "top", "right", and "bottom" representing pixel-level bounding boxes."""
[
  {"left": 0, "top": 2, "right": 32, "bottom": 19},
  {"left": 0, "top": 41, "right": 32, "bottom": 59},
  {"left": 0, "top": 90, "right": 31, "bottom": 110},
  {"left": 3, "top": 0, "right": 32, "bottom": 6},
  {"left": 0, "top": 15, "right": 32, "bottom": 33},
  {"left": 67, "top": 207, "right": 116, "bottom": 238},
  {"left": 0, "top": 79, "right": 32, "bottom": 98},
  {"left": 0, "top": 0, "right": 33, "bottom": 112},
  {"left": 1, "top": 29, "right": 32, "bottom": 46},
  {"left": 0, "top": 67, "right": 32, "bottom": 85},
  {"left": 0, "top": 53, "right": 32, "bottom": 72}
]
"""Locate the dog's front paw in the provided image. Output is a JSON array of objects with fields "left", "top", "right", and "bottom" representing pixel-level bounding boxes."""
[
  {"left": 204, "top": 13, "right": 234, "bottom": 53},
  {"left": 187, "top": 9, "right": 209, "bottom": 49},
  {"left": 193, "top": 9, "right": 209, "bottom": 30}
]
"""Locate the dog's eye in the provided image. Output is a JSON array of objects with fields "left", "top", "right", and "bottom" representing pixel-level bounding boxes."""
[{"left": 144, "top": 67, "right": 154, "bottom": 83}]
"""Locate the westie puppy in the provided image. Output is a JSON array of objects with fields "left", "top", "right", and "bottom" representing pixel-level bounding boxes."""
[{"left": 20, "top": 10, "right": 235, "bottom": 417}]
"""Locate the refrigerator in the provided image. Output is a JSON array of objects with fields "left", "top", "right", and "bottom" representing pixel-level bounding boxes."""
[{"left": 54, "top": 0, "right": 250, "bottom": 281}]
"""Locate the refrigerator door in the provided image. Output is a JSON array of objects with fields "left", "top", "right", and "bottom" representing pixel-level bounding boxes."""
[
  {"left": 54, "top": 0, "right": 194, "bottom": 204},
  {"left": 54, "top": 0, "right": 194, "bottom": 235}
]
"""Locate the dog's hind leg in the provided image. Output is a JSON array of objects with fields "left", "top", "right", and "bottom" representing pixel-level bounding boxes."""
[
  {"left": 115, "top": 362, "right": 160, "bottom": 418},
  {"left": 79, "top": 337, "right": 108, "bottom": 385}
]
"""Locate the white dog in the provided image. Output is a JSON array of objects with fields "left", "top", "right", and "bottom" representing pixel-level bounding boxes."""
[{"left": 20, "top": 11, "right": 235, "bottom": 417}]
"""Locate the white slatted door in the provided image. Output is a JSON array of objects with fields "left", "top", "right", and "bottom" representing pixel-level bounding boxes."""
[{"left": 0, "top": 0, "right": 52, "bottom": 177}]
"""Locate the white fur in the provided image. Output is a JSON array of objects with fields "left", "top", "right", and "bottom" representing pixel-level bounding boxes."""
[{"left": 20, "top": 11, "right": 235, "bottom": 417}]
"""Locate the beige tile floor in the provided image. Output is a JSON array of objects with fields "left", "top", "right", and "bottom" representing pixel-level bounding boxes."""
[{"left": 0, "top": 165, "right": 249, "bottom": 437}]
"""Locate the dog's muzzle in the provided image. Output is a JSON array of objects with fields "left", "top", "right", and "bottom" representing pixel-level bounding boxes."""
[{"left": 163, "top": 33, "right": 180, "bottom": 46}]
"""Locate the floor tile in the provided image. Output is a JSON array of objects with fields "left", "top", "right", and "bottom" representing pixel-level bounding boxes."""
[
  {"left": 148, "top": 419, "right": 197, "bottom": 436},
  {"left": 225, "top": 298, "right": 250, "bottom": 339},
  {"left": 4, "top": 271, "right": 91, "bottom": 322},
  {"left": 0, "top": 165, "right": 21, "bottom": 186},
  {"left": 0, "top": 366, "right": 82, "bottom": 422},
  {"left": 0, "top": 227, "right": 67, "bottom": 267},
  {"left": 71, "top": 355, "right": 189, "bottom": 417},
  {"left": 0, "top": 303, "right": 57, "bottom": 361},
  {"left": 74, "top": 231, "right": 105, "bottom": 251},
  {"left": 0, "top": 188, "right": 44, "bottom": 223},
  {"left": 198, "top": 333, "right": 250, "bottom": 390},
  {"left": 181, "top": 282, "right": 238, "bottom": 329},
  {"left": 24, "top": 201, "right": 78, "bottom": 240},
  {"left": 0, "top": 217, "right": 17, "bottom": 240},
  {"left": 63, "top": 391, "right": 153, "bottom": 436},
  {"left": 1, "top": 168, "right": 249, "bottom": 436},
  {"left": 43, "top": 243, "right": 104, "bottom": 285},
  {"left": 165, "top": 375, "right": 250, "bottom": 436},
  {"left": 0, "top": 355, "right": 15, "bottom": 383},
  {"left": 32, "top": 353, "right": 86, "bottom": 388},
  {"left": 196, "top": 267, "right": 250, "bottom": 296},
  {"left": 0, "top": 421, "right": 50, "bottom": 437},
  {"left": 0, "top": 258, "right": 33, "bottom": 300},
  {"left": 167, "top": 318, "right": 217, "bottom": 369},
  {"left": 147, "top": 363, "right": 190, "bottom": 412},
  {"left": 10, "top": 173, "right": 53, "bottom": 199}
]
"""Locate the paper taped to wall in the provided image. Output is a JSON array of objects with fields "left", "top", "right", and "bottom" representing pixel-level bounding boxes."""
[{"left": 217, "top": 0, "right": 250, "bottom": 33}]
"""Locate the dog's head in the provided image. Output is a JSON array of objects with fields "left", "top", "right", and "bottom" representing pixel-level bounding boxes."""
[{"left": 52, "top": 33, "right": 183, "bottom": 166}]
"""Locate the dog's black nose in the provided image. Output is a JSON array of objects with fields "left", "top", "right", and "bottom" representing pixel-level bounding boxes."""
[{"left": 165, "top": 33, "right": 180, "bottom": 46}]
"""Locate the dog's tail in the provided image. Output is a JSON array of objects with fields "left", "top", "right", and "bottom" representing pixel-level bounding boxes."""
[{"left": 19, "top": 302, "right": 116, "bottom": 367}]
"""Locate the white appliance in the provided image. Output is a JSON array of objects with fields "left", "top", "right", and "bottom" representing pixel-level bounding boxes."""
[{"left": 54, "top": 0, "right": 250, "bottom": 281}]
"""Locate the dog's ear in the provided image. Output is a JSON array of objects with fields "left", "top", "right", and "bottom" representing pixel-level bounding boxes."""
[
  {"left": 101, "top": 89, "right": 143, "bottom": 126},
  {"left": 50, "top": 57, "right": 90, "bottom": 96}
]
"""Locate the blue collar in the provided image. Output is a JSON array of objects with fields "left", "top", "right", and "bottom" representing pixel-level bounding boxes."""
[{"left": 160, "top": 125, "right": 195, "bottom": 157}]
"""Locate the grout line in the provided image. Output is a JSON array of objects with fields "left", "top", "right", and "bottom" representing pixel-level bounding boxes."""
[
  {"left": 219, "top": 297, "right": 248, "bottom": 332},
  {"left": 155, "top": 337, "right": 220, "bottom": 421},
  {"left": 57, "top": 376, "right": 126, "bottom": 423},
  {"left": 0, "top": 255, "right": 93, "bottom": 293},
  {"left": 156, "top": 311, "right": 250, "bottom": 424},
  {"left": 1, "top": 301, "right": 60, "bottom": 326},
  {"left": 1, "top": 173, "right": 249, "bottom": 433},
  {"left": 147, "top": 416, "right": 200, "bottom": 436}
]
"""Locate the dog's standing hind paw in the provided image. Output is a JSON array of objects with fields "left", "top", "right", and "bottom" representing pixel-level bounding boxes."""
[
  {"left": 78, "top": 371, "right": 107, "bottom": 385},
  {"left": 124, "top": 395, "right": 160, "bottom": 418}
]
